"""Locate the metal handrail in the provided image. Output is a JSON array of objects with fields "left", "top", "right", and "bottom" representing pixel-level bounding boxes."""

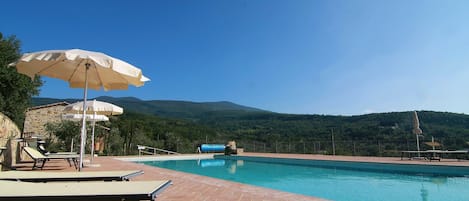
[{"left": 137, "top": 145, "right": 180, "bottom": 156}]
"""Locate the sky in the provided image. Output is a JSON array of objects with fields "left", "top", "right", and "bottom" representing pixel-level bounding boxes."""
[{"left": 2, "top": 0, "right": 469, "bottom": 115}]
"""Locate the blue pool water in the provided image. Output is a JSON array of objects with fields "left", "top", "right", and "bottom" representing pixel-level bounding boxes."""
[{"left": 138, "top": 158, "right": 469, "bottom": 201}]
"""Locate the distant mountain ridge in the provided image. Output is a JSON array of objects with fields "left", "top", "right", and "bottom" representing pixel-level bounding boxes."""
[{"left": 31, "top": 96, "right": 269, "bottom": 119}]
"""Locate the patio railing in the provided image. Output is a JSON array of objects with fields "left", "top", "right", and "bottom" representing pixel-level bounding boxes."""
[{"left": 137, "top": 145, "right": 180, "bottom": 156}]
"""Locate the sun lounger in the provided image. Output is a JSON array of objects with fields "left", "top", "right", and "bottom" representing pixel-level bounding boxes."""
[
  {"left": 400, "top": 151, "right": 424, "bottom": 160},
  {"left": 0, "top": 170, "right": 143, "bottom": 182},
  {"left": 401, "top": 150, "right": 442, "bottom": 161},
  {"left": 37, "top": 142, "right": 77, "bottom": 156},
  {"left": 401, "top": 150, "right": 469, "bottom": 161},
  {"left": 428, "top": 150, "right": 469, "bottom": 161},
  {"left": 0, "top": 180, "right": 172, "bottom": 201},
  {"left": 45, "top": 152, "right": 79, "bottom": 156},
  {"left": 422, "top": 150, "right": 442, "bottom": 161},
  {"left": 23, "top": 146, "right": 79, "bottom": 170}
]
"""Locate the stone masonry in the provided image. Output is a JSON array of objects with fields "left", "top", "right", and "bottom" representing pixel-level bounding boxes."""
[
  {"left": 0, "top": 112, "right": 21, "bottom": 170},
  {"left": 23, "top": 102, "right": 69, "bottom": 139}
]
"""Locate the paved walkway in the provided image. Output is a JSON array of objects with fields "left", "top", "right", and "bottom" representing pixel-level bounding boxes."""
[{"left": 11, "top": 152, "right": 469, "bottom": 201}]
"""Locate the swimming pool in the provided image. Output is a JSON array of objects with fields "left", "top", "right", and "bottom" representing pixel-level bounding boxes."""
[{"left": 137, "top": 156, "right": 469, "bottom": 201}]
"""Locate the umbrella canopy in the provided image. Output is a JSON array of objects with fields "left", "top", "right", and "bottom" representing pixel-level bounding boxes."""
[
  {"left": 62, "top": 114, "right": 110, "bottom": 122},
  {"left": 425, "top": 136, "right": 441, "bottom": 150},
  {"left": 64, "top": 100, "right": 123, "bottom": 116},
  {"left": 12, "top": 49, "right": 146, "bottom": 90},
  {"left": 424, "top": 141, "right": 441, "bottom": 147},
  {"left": 11, "top": 49, "right": 149, "bottom": 171}
]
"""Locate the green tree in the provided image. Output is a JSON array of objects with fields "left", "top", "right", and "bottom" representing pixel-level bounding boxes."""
[
  {"left": 0, "top": 32, "right": 42, "bottom": 127},
  {"left": 44, "top": 121, "right": 80, "bottom": 152},
  {"left": 104, "top": 127, "right": 125, "bottom": 156}
]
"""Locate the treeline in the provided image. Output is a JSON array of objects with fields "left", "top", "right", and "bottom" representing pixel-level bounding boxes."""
[
  {"left": 198, "top": 111, "right": 469, "bottom": 155},
  {"left": 46, "top": 112, "right": 222, "bottom": 155},
  {"left": 46, "top": 110, "right": 469, "bottom": 156}
]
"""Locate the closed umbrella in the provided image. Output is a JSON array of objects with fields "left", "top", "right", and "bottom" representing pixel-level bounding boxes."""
[
  {"left": 412, "top": 111, "right": 423, "bottom": 157},
  {"left": 10, "top": 49, "right": 149, "bottom": 170}
]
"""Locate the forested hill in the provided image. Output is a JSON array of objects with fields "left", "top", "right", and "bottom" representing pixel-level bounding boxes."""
[
  {"left": 194, "top": 110, "right": 469, "bottom": 155},
  {"left": 32, "top": 97, "right": 469, "bottom": 154},
  {"left": 32, "top": 96, "right": 268, "bottom": 120}
]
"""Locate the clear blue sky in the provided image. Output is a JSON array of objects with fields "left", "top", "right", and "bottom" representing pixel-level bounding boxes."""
[{"left": 2, "top": 0, "right": 469, "bottom": 115}]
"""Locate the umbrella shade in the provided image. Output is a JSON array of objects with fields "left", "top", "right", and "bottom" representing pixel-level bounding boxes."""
[
  {"left": 424, "top": 142, "right": 441, "bottom": 147},
  {"left": 62, "top": 114, "right": 109, "bottom": 122},
  {"left": 11, "top": 49, "right": 149, "bottom": 171},
  {"left": 12, "top": 49, "right": 147, "bottom": 90},
  {"left": 64, "top": 100, "right": 123, "bottom": 116}
]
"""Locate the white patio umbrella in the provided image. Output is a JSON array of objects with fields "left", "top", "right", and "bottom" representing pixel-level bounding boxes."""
[
  {"left": 62, "top": 113, "right": 110, "bottom": 122},
  {"left": 10, "top": 49, "right": 149, "bottom": 170},
  {"left": 412, "top": 111, "right": 423, "bottom": 157},
  {"left": 64, "top": 100, "right": 124, "bottom": 116},
  {"left": 64, "top": 100, "right": 123, "bottom": 162}
]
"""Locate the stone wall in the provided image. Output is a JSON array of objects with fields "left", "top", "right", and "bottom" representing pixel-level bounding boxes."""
[
  {"left": 0, "top": 112, "right": 21, "bottom": 170},
  {"left": 23, "top": 102, "right": 69, "bottom": 138}
]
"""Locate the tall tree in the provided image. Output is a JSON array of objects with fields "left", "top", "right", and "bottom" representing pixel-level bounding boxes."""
[{"left": 0, "top": 32, "right": 42, "bottom": 128}]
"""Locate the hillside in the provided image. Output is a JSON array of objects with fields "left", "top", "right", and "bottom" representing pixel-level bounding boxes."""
[
  {"left": 197, "top": 110, "right": 469, "bottom": 155},
  {"left": 32, "top": 96, "right": 268, "bottom": 120},
  {"left": 31, "top": 96, "right": 469, "bottom": 156}
]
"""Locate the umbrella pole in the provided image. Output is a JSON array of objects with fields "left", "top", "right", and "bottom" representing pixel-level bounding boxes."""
[
  {"left": 416, "top": 134, "right": 421, "bottom": 158},
  {"left": 90, "top": 110, "right": 96, "bottom": 163},
  {"left": 90, "top": 120, "right": 96, "bottom": 163},
  {"left": 432, "top": 136, "right": 435, "bottom": 150},
  {"left": 79, "top": 63, "right": 90, "bottom": 171}
]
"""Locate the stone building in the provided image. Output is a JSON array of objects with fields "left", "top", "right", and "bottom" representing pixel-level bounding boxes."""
[
  {"left": 23, "top": 101, "right": 109, "bottom": 155},
  {"left": 23, "top": 102, "right": 69, "bottom": 139}
]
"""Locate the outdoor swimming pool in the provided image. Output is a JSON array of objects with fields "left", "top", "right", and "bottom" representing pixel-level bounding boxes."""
[{"left": 137, "top": 156, "right": 469, "bottom": 201}]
